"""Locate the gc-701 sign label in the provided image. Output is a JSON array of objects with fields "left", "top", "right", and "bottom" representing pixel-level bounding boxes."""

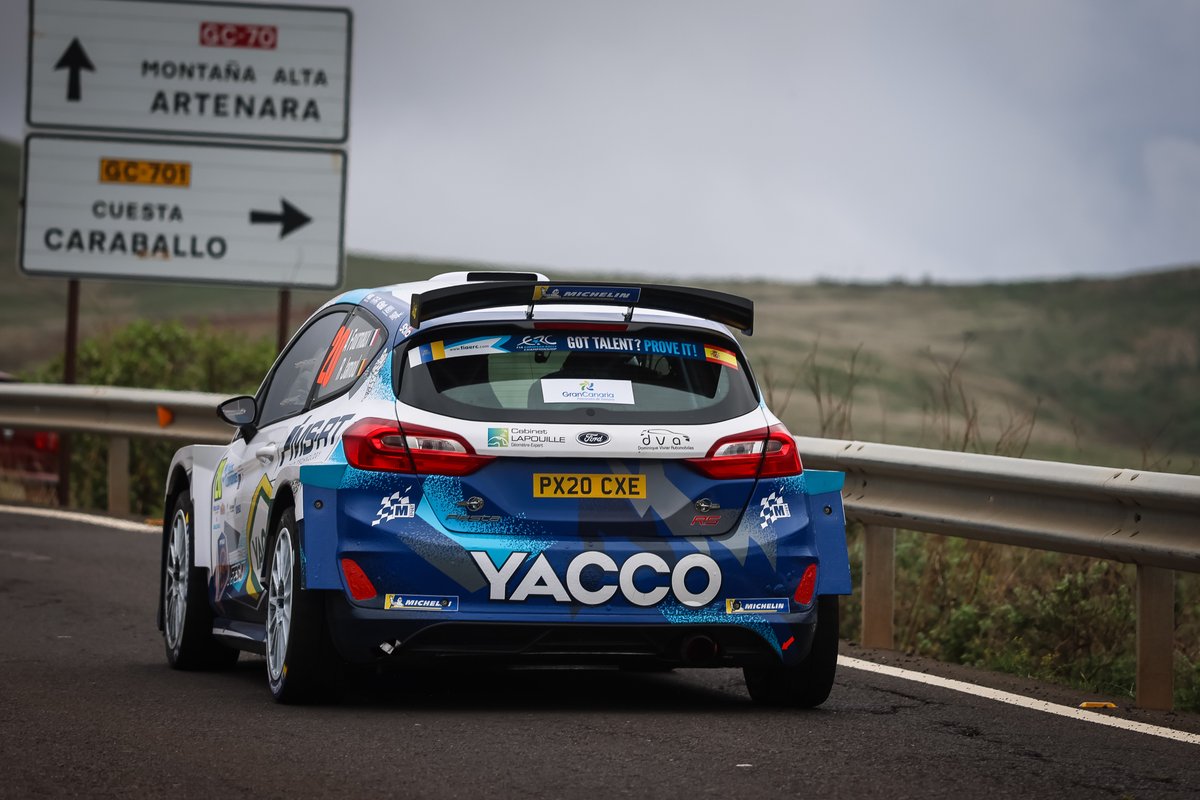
[{"left": 20, "top": 134, "right": 346, "bottom": 288}]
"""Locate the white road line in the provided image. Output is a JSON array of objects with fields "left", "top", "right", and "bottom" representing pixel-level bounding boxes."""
[
  {"left": 0, "top": 504, "right": 159, "bottom": 534},
  {"left": 840, "top": 655, "right": 1200, "bottom": 746}
]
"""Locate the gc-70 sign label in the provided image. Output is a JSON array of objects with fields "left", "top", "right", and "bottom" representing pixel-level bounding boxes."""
[{"left": 27, "top": 0, "right": 351, "bottom": 142}]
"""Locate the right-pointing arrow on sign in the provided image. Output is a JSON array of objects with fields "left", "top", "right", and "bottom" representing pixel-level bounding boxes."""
[{"left": 249, "top": 199, "right": 312, "bottom": 239}]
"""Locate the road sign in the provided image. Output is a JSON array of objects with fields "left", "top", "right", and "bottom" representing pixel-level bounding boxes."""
[
  {"left": 20, "top": 134, "right": 346, "bottom": 288},
  {"left": 27, "top": 0, "right": 351, "bottom": 143}
]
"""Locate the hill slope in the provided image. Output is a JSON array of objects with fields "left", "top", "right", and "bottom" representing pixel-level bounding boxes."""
[{"left": 3, "top": 138, "right": 1197, "bottom": 471}]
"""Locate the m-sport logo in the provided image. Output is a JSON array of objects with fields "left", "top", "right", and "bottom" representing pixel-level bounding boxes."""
[{"left": 577, "top": 431, "right": 610, "bottom": 446}]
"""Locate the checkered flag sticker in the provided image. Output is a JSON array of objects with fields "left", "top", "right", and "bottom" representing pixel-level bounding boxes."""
[
  {"left": 759, "top": 491, "right": 791, "bottom": 529},
  {"left": 372, "top": 492, "right": 416, "bottom": 526}
]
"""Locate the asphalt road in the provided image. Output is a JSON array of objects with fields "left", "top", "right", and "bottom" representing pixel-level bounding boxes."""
[{"left": 1, "top": 508, "right": 1198, "bottom": 799}]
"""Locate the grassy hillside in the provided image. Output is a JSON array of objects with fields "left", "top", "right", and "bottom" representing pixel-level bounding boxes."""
[
  {"left": 723, "top": 271, "right": 1200, "bottom": 471},
  {"left": 3, "top": 137, "right": 1197, "bottom": 472}
]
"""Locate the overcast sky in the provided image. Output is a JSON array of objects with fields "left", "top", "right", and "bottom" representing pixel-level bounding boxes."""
[{"left": 4, "top": 0, "right": 1200, "bottom": 283}]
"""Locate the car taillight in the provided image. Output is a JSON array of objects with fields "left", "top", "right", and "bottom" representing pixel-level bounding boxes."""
[
  {"left": 342, "top": 418, "right": 494, "bottom": 476},
  {"left": 33, "top": 432, "right": 60, "bottom": 453},
  {"left": 341, "top": 558, "right": 377, "bottom": 601},
  {"left": 794, "top": 563, "right": 818, "bottom": 606},
  {"left": 685, "top": 423, "right": 802, "bottom": 480}
]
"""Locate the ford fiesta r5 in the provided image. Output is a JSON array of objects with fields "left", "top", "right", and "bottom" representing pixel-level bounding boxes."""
[{"left": 158, "top": 272, "right": 850, "bottom": 706}]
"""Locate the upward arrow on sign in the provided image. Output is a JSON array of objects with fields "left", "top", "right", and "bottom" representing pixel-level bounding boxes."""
[{"left": 54, "top": 38, "right": 94, "bottom": 102}]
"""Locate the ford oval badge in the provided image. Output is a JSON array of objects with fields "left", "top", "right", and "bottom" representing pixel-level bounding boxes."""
[{"left": 577, "top": 431, "right": 610, "bottom": 446}]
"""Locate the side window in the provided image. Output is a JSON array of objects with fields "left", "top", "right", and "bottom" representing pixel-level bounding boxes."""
[
  {"left": 313, "top": 309, "right": 387, "bottom": 403},
  {"left": 258, "top": 311, "right": 347, "bottom": 427}
]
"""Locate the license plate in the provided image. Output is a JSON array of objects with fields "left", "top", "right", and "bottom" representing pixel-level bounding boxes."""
[{"left": 533, "top": 473, "right": 647, "bottom": 499}]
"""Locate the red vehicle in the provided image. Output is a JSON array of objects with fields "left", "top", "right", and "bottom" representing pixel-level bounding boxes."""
[{"left": 0, "top": 372, "right": 61, "bottom": 499}]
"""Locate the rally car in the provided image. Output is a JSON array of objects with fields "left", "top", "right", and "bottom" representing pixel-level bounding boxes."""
[{"left": 158, "top": 272, "right": 850, "bottom": 705}]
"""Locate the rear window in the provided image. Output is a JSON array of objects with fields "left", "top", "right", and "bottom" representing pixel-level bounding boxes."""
[{"left": 397, "top": 324, "right": 759, "bottom": 424}]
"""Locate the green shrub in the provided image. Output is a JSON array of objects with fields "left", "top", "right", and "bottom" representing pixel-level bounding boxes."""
[
  {"left": 25, "top": 320, "right": 275, "bottom": 516},
  {"left": 841, "top": 528, "right": 1200, "bottom": 711}
]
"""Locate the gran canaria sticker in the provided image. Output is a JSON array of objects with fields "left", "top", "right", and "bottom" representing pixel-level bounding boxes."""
[
  {"left": 384, "top": 594, "right": 459, "bottom": 611},
  {"left": 541, "top": 378, "right": 634, "bottom": 405},
  {"left": 725, "top": 598, "right": 788, "bottom": 614}
]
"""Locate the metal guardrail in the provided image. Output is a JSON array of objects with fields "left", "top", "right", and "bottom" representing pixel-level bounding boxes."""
[{"left": 2, "top": 383, "right": 1198, "bottom": 709}]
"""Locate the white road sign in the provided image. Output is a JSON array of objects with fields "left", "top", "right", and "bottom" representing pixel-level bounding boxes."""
[
  {"left": 27, "top": 0, "right": 351, "bottom": 143},
  {"left": 20, "top": 134, "right": 346, "bottom": 288}
]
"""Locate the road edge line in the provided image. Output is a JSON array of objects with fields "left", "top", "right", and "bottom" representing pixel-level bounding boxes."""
[
  {"left": 0, "top": 504, "right": 158, "bottom": 534},
  {"left": 839, "top": 655, "right": 1200, "bottom": 746}
]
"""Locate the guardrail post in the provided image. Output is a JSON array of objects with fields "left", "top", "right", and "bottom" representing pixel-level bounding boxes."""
[
  {"left": 1135, "top": 565, "right": 1174, "bottom": 710},
  {"left": 107, "top": 436, "right": 130, "bottom": 517},
  {"left": 862, "top": 525, "right": 896, "bottom": 649}
]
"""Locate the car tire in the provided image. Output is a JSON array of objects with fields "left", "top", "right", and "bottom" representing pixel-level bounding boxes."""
[
  {"left": 163, "top": 489, "right": 239, "bottom": 670},
  {"left": 743, "top": 594, "right": 839, "bottom": 708},
  {"left": 265, "top": 507, "right": 341, "bottom": 703}
]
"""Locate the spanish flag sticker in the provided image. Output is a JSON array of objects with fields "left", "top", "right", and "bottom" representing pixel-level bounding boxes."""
[{"left": 704, "top": 344, "right": 739, "bottom": 369}]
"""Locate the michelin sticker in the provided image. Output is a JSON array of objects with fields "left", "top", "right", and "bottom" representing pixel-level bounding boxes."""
[
  {"left": 726, "top": 598, "right": 788, "bottom": 614},
  {"left": 384, "top": 594, "right": 459, "bottom": 611}
]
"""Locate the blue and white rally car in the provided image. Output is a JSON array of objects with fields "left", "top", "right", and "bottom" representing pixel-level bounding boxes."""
[{"left": 159, "top": 272, "right": 850, "bottom": 705}]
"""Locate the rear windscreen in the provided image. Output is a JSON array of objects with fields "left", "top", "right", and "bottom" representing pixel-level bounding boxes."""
[{"left": 397, "top": 324, "right": 759, "bottom": 423}]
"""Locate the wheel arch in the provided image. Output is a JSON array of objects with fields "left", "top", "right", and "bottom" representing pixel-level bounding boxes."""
[
  {"left": 266, "top": 481, "right": 297, "bottom": 573},
  {"left": 158, "top": 451, "right": 195, "bottom": 632},
  {"left": 158, "top": 445, "right": 227, "bottom": 630}
]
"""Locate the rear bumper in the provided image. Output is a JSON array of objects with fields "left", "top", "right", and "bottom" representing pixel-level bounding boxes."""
[
  {"left": 326, "top": 593, "right": 818, "bottom": 667},
  {"left": 299, "top": 464, "right": 849, "bottom": 667}
]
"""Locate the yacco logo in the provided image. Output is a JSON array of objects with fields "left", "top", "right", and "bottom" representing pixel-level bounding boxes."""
[
  {"left": 488, "top": 428, "right": 510, "bottom": 447},
  {"left": 384, "top": 594, "right": 458, "bottom": 611},
  {"left": 577, "top": 431, "right": 609, "bottom": 446},
  {"left": 469, "top": 551, "right": 721, "bottom": 608}
]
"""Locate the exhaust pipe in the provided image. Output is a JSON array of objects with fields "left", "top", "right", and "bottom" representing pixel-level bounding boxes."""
[{"left": 681, "top": 634, "right": 719, "bottom": 664}]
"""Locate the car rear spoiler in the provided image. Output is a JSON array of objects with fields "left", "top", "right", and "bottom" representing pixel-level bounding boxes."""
[{"left": 409, "top": 281, "right": 754, "bottom": 334}]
